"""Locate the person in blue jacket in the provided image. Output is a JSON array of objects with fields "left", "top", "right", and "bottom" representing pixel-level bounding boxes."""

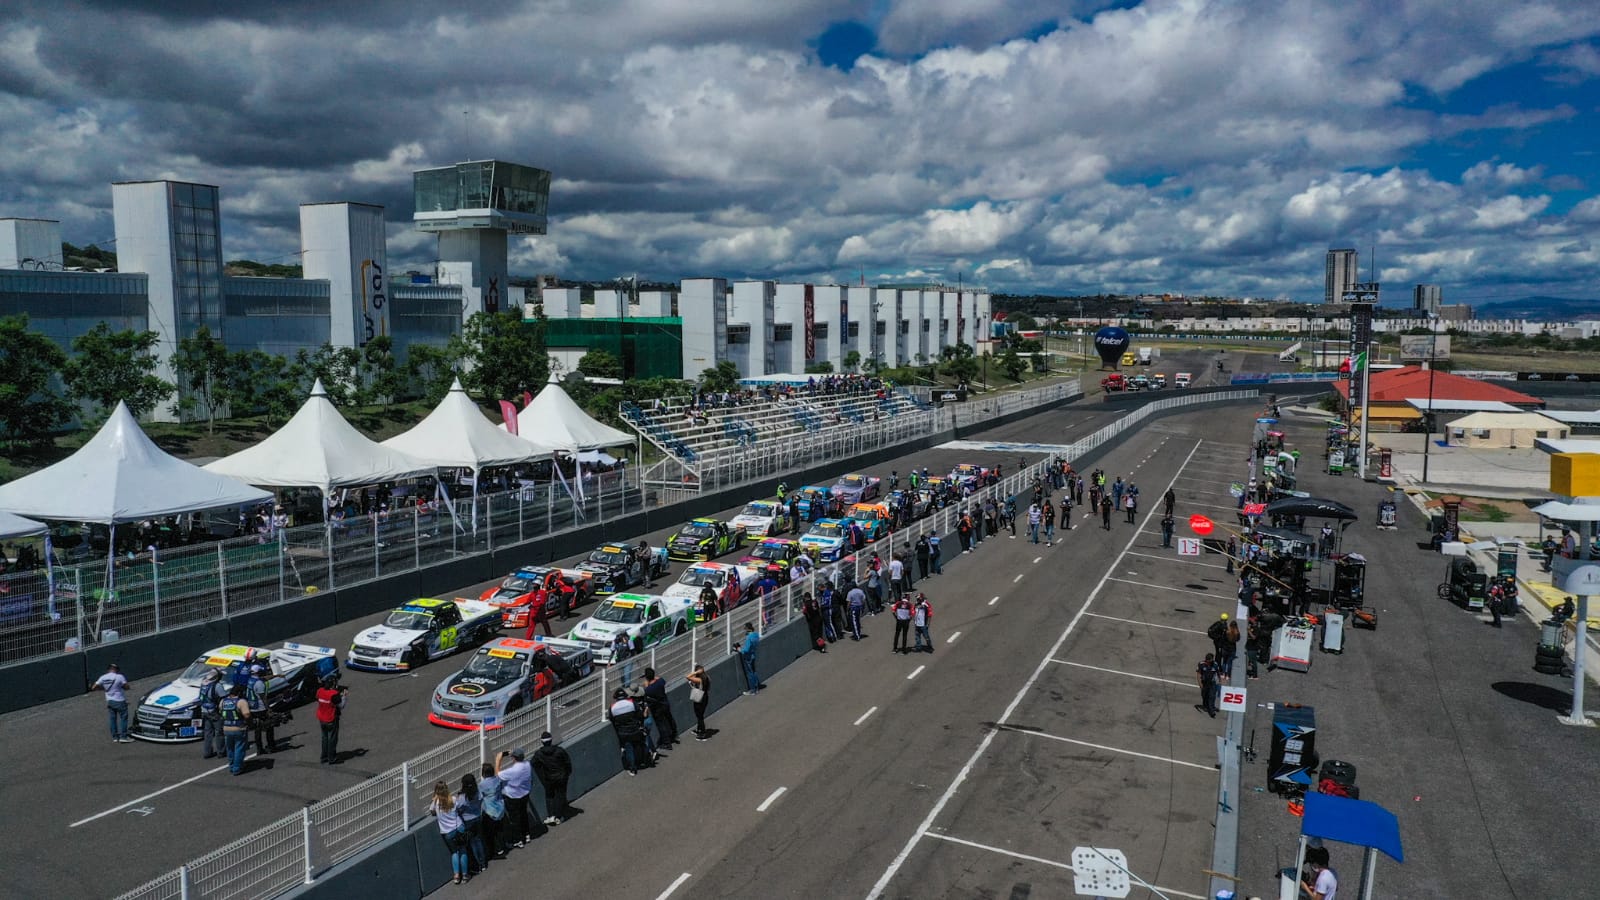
[{"left": 739, "top": 622, "right": 762, "bottom": 695}]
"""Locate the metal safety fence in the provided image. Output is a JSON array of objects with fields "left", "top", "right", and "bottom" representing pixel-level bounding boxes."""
[
  {"left": 0, "top": 471, "right": 637, "bottom": 667},
  {"left": 114, "top": 386, "right": 1258, "bottom": 900}
]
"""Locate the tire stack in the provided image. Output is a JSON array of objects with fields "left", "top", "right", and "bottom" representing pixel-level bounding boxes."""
[
  {"left": 1317, "top": 759, "right": 1359, "bottom": 800},
  {"left": 1535, "top": 635, "right": 1566, "bottom": 676}
]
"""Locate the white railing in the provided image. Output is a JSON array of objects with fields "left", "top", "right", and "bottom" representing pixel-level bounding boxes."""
[{"left": 114, "top": 385, "right": 1253, "bottom": 900}]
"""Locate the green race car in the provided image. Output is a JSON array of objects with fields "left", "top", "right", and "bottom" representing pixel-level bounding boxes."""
[{"left": 666, "top": 517, "right": 746, "bottom": 562}]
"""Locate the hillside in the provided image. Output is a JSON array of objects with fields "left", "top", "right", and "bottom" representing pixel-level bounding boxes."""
[{"left": 1472, "top": 296, "right": 1600, "bottom": 320}]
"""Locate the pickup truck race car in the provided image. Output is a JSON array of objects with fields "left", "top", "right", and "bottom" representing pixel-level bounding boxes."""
[
  {"left": 427, "top": 636, "right": 594, "bottom": 730},
  {"left": 478, "top": 566, "right": 596, "bottom": 629},
  {"left": 793, "top": 485, "right": 836, "bottom": 522},
  {"left": 1101, "top": 373, "right": 1127, "bottom": 392},
  {"left": 740, "top": 537, "right": 806, "bottom": 579},
  {"left": 952, "top": 463, "right": 992, "bottom": 488},
  {"left": 831, "top": 473, "right": 882, "bottom": 504},
  {"left": 132, "top": 642, "right": 339, "bottom": 742},
  {"left": 578, "top": 543, "right": 671, "bottom": 595},
  {"left": 923, "top": 475, "right": 956, "bottom": 505},
  {"left": 846, "top": 502, "right": 893, "bottom": 541},
  {"left": 798, "top": 519, "right": 853, "bottom": 562},
  {"left": 728, "top": 500, "right": 790, "bottom": 538},
  {"left": 567, "top": 593, "right": 695, "bottom": 664},
  {"left": 666, "top": 517, "right": 746, "bottom": 562},
  {"left": 347, "top": 598, "right": 502, "bottom": 672},
  {"left": 886, "top": 489, "right": 936, "bottom": 520},
  {"left": 662, "top": 561, "right": 762, "bottom": 620}
]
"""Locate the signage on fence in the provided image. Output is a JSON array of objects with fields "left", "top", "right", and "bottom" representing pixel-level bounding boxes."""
[
  {"left": 1176, "top": 537, "right": 1202, "bottom": 556},
  {"left": 1219, "top": 685, "right": 1248, "bottom": 713},
  {"left": 934, "top": 386, "right": 969, "bottom": 404}
]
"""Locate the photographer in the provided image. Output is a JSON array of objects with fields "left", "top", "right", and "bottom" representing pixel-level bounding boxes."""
[{"left": 315, "top": 675, "right": 346, "bottom": 764}]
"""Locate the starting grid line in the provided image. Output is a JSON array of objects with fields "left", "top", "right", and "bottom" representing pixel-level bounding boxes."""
[{"left": 921, "top": 833, "right": 1208, "bottom": 900}]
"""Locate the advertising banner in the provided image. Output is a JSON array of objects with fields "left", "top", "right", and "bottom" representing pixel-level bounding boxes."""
[
  {"left": 804, "top": 285, "right": 816, "bottom": 361},
  {"left": 1399, "top": 334, "right": 1450, "bottom": 360}
]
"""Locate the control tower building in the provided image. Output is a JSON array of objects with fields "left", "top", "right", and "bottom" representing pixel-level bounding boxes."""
[{"left": 412, "top": 160, "right": 551, "bottom": 321}]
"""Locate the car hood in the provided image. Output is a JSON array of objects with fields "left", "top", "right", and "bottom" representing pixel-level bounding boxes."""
[
  {"left": 662, "top": 584, "right": 703, "bottom": 601},
  {"left": 571, "top": 619, "right": 635, "bottom": 641},
  {"left": 730, "top": 514, "right": 772, "bottom": 529},
  {"left": 484, "top": 589, "right": 530, "bottom": 606},
  {"left": 355, "top": 625, "right": 426, "bottom": 648},
  {"left": 670, "top": 535, "right": 707, "bottom": 547},
  {"left": 578, "top": 562, "right": 621, "bottom": 575},
  {"left": 438, "top": 671, "right": 519, "bottom": 702},
  {"left": 141, "top": 681, "right": 202, "bottom": 710},
  {"left": 799, "top": 534, "right": 845, "bottom": 547}
]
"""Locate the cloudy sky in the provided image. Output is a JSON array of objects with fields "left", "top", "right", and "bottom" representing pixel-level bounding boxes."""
[{"left": 3, "top": 0, "right": 1598, "bottom": 304}]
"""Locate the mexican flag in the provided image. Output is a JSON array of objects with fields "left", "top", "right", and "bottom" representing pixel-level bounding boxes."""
[{"left": 1339, "top": 351, "right": 1367, "bottom": 375}]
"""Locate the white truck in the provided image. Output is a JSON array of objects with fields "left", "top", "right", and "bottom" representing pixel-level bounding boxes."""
[{"left": 1137, "top": 347, "right": 1156, "bottom": 365}]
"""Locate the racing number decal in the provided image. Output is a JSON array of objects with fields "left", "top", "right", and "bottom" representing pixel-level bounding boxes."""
[{"left": 437, "top": 626, "right": 459, "bottom": 652}]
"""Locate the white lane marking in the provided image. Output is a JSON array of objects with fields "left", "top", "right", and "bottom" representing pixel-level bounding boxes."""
[
  {"left": 1125, "top": 550, "right": 1228, "bottom": 569},
  {"left": 1012, "top": 573, "right": 1025, "bottom": 583},
  {"left": 865, "top": 439, "right": 1205, "bottom": 900},
  {"left": 1032, "top": 556, "right": 1042, "bottom": 564},
  {"left": 1084, "top": 612, "right": 1207, "bottom": 635},
  {"left": 988, "top": 596, "right": 999, "bottom": 606},
  {"left": 71, "top": 753, "right": 259, "bottom": 828},
  {"left": 1050, "top": 658, "right": 1194, "bottom": 688},
  {"left": 923, "top": 831, "right": 1077, "bottom": 872},
  {"left": 757, "top": 786, "right": 788, "bottom": 812},
  {"left": 655, "top": 873, "right": 693, "bottom": 900},
  {"left": 1107, "top": 576, "right": 1220, "bottom": 598},
  {"left": 1013, "top": 727, "right": 1217, "bottom": 772},
  {"left": 947, "top": 631, "right": 961, "bottom": 644},
  {"left": 855, "top": 706, "right": 879, "bottom": 726},
  {"left": 907, "top": 665, "right": 926, "bottom": 680}
]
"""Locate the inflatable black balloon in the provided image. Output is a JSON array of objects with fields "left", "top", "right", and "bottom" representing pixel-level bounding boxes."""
[{"left": 1093, "top": 326, "right": 1130, "bottom": 368}]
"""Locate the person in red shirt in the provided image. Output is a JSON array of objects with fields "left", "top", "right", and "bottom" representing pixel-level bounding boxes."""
[{"left": 315, "top": 675, "right": 346, "bottom": 764}]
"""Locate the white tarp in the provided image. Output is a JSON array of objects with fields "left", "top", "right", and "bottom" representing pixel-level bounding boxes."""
[
  {"left": 382, "top": 378, "right": 551, "bottom": 470},
  {"left": 204, "top": 379, "right": 436, "bottom": 493},
  {"left": 0, "top": 510, "right": 47, "bottom": 538},
  {"left": 0, "top": 402, "right": 273, "bottom": 524},
  {"left": 503, "top": 383, "right": 634, "bottom": 452}
]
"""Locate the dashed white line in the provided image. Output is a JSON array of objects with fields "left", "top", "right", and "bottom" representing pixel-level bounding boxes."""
[
  {"left": 907, "top": 665, "right": 926, "bottom": 680},
  {"left": 1012, "top": 573, "right": 1024, "bottom": 583},
  {"left": 1012, "top": 726, "right": 1217, "bottom": 772},
  {"left": 655, "top": 873, "right": 693, "bottom": 900},
  {"left": 988, "top": 596, "right": 999, "bottom": 606},
  {"left": 947, "top": 631, "right": 961, "bottom": 644},
  {"left": 855, "top": 706, "right": 879, "bottom": 726},
  {"left": 923, "top": 831, "right": 1078, "bottom": 872},
  {"left": 71, "top": 754, "right": 260, "bottom": 828},
  {"left": 1050, "top": 658, "right": 1193, "bottom": 688},
  {"left": 1084, "top": 612, "right": 1206, "bottom": 634},
  {"left": 756, "top": 786, "right": 787, "bottom": 812},
  {"left": 1107, "top": 576, "right": 1220, "bottom": 598},
  {"left": 1032, "top": 556, "right": 1042, "bottom": 564}
]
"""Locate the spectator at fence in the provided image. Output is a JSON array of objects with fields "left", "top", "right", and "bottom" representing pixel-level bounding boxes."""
[
  {"left": 457, "top": 773, "right": 486, "bottom": 874},
  {"left": 847, "top": 584, "right": 866, "bottom": 640},
  {"left": 928, "top": 533, "right": 942, "bottom": 574},
  {"left": 739, "top": 623, "right": 762, "bottom": 694},
  {"left": 915, "top": 536, "right": 931, "bottom": 579},
  {"left": 642, "top": 667, "right": 679, "bottom": 748},
  {"left": 687, "top": 665, "right": 712, "bottom": 740},
  {"left": 802, "top": 593, "right": 827, "bottom": 652},
  {"left": 496, "top": 748, "right": 534, "bottom": 848},
  {"left": 608, "top": 689, "right": 652, "bottom": 774},
  {"left": 92, "top": 662, "right": 132, "bottom": 743},
  {"left": 431, "top": 781, "right": 470, "bottom": 884},
  {"left": 478, "top": 762, "right": 507, "bottom": 857},
  {"left": 532, "top": 731, "right": 573, "bottom": 825}
]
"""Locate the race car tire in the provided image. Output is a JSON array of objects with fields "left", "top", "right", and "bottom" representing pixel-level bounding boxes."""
[
  {"left": 405, "top": 644, "right": 427, "bottom": 671},
  {"left": 1534, "top": 662, "right": 1563, "bottom": 676},
  {"left": 505, "top": 696, "right": 524, "bottom": 715},
  {"left": 1536, "top": 645, "right": 1564, "bottom": 661},
  {"left": 675, "top": 620, "right": 689, "bottom": 636}
]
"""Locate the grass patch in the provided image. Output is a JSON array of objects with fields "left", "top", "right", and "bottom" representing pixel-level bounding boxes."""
[{"left": 1450, "top": 350, "right": 1600, "bottom": 375}]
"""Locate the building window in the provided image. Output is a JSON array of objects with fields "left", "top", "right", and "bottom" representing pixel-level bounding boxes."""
[
  {"left": 813, "top": 323, "right": 829, "bottom": 339},
  {"left": 1537, "top": 430, "right": 1548, "bottom": 439},
  {"left": 847, "top": 322, "right": 859, "bottom": 337},
  {"left": 774, "top": 323, "right": 793, "bottom": 341}
]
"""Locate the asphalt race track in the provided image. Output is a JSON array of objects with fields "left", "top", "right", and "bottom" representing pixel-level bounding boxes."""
[{"left": 0, "top": 350, "right": 1241, "bottom": 899}]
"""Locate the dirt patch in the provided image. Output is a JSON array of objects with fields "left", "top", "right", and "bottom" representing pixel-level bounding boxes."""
[{"left": 1422, "top": 494, "right": 1538, "bottom": 524}]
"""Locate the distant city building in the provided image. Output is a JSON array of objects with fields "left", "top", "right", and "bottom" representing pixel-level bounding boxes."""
[
  {"left": 1413, "top": 283, "right": 1442, "bottom": 315},
  {"left": 1325, "top": 248, "right": 1359, "bottom": 305}
]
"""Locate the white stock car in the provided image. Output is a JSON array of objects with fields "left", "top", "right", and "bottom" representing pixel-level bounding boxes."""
[
  {"left": 728, "top": 500, "right": 791, "bottom": 538},
  {"left": 132, "top": 642, "right": 339, "bottom": 743},
  {"left": 346, "top": 597, "right": 502, "bottom": 672},
  {"left": 427, "top": 636, "right": 595, "bottom": 731},
  {"left": 662, "top": 561, "right": 762, "bottom": 614},
  {"left": 567, "top": 592, "right": 695, "bottom": 664}
]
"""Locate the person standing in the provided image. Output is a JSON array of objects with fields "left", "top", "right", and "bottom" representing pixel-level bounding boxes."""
[
  {"left": 1112, "top": 476, "right": 1125, "bottom": 509},
  {"left": 478, "top": 762, "right": 507, "bottom": 858},
  {"left": 1124, "top": 491, "right": 1137, "bottom": 524},
  {"left": 314, "top": 674, "right": 345, "bottom": 764},
  {"left": 220, "top": 683, "right": 251, "bottom": 775},
  {"left": 891, "top": 594, "right": 913, "bottom": 654},
  {"left": 739, "top": 622, "right": 762, "bottom": 694},
  {"left": 686, "top": 665, "right": 712, "bottom": 740},
  {"left": 608, "top": 689, "right": 650, "bottom": 774},
  {"left": 497, "top": 747, "right": 534, "bottom": 848},
  {"left": 912, "top": 594, "right": 934, "bottom": 653},
  {"left": 92, "top": 662, "right": 133, "bottom": 743},
  {"left": 915, "top": 535, "right": 931, "bottom": 579},
  {"left": 1027, "top": 503, "right": 1042, "bottom": 544},
  {"left": 957, "top": 512, "right": 974, "bottom": 553},
  {"left": 456, "top": 773, "right": 486, "bottom": 874},
  {"left": 1301, "top": 847, "right": 1339, "bottom": 900},
  {"left": 430, "top": 781, "right": 469, "bottom": 885},
  {"left": 198, "top": 669, "right": 224, "bottom": 758},
  {"left": 641, "top": 667, "right": 679, "bottom": 747},
  {"left": 1160, "top": 513, "right": 1175, "bottom": 548},
  {"left": 246, "top": 664, "right": 275, "bottom": 754},
  {"left": 1226, "top": 534, "right": 1237, "bottom": 574},
  {"left": 899, "top": 548, "right": 915, "bottom": 591},
  {"left": 1163, "top": 487, "right": 1176, "bottom": 516},
  {"left": 1042, "top": 499, "right": 1055, "bottom": 546},
  {"left": 529, "top": 590, "right": 554, "bottom": 638},
  {"left": 802, "top": 593, "right": 827, "bottom": 652},
  {"left": 928, "top": 533, "right": 943, "bottom": 574},
  {"left": 1208, "top": 613, "right": 1233, "bottom": 668},
  {"left": 1059, "top": 492, "right": 1072, "bottom": 531},
  {"left": 531, "top": 731, "right": 573, "bottom": 824},
  {"left": 847, "top": 583, "right": 867, "bottom": 640},
  {"left": 889, "top": 554, "right": 905, "bottom": 602},
  {"left": 1100, "top": 494, "right": 1113, "bottom": 530},
  {"left": 1196, "top": 653, "right": 1221, "bottom": 718}
]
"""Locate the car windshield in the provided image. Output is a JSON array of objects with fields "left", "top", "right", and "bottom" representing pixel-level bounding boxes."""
[
  {"left": 593, "top": 602, "right": 647, "bottom": 624},
  {"left": 178, "top": 659, "right": 233, "bottom": 684},
  {"left": 799, "top": 490, "right": 826, "bottom": 501},
  {"left": 678, "top": 568, "right": 723, "bottom": 587},
  {"left": 589, "top": 548, "right": 630, "bottom": 565},
  {"left": 741, "top": 503, "right": 774, "bottom": 517},
  {"left": 462, "top": 652, "right": 526, "bottom": 680},
  {"left": 498, "top": 575, "right": 536, "bottom": 593},
  {"left": 841, "top": 475, "right": 864, "bottom": 486},
  {"left": 751, "top": 543, "right": 791, "bottom": 559},
  {"left": 807, "top": 523, "right": 842, "bottom": 537},
  {"left": 678, "top": 522, "right": 714, "bottom": 538},
  {"left": 384, "top": 611, "right": 434, "bottom": 630}
]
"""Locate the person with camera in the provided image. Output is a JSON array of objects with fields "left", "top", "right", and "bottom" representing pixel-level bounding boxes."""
[{"left": 315, "top": 674, "right": 345, "bottom": 764}]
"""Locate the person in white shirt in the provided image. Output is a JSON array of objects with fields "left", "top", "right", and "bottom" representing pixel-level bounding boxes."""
[
  {"left": 497, "top": 748, "right": 535, "bottom": 849},
  {"left": 1302, "top": 847, "right": 1338, "bottom": 900},
  {"left": 888, "top": 556, "right": 905, "bottom": 602},
  {"left": 92, "top": 663, "right": 132, "bottom": 743}
]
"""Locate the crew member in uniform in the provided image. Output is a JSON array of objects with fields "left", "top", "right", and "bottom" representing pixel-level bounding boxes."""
[
  {"left": 221, "top": 683, "right": 252, "bottom": 775},
  {"left": 246, "top": 664, "right": 276, "bottom": 754}
]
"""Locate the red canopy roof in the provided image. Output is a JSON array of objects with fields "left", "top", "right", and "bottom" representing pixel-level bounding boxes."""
[{"left": 1333, "top": 366, "right": 1543, "bottom": 406}]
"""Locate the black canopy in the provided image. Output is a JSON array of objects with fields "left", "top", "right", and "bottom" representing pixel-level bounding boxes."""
[
  {"left": 1253, "top": 525, "right": 1317, "bottom": 546},
  {"left": 1266, "top": 496, "right": 1359, "bottom": 521}
]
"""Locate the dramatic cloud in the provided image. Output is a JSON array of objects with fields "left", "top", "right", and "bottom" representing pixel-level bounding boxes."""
[{"left": 1, "top": 0, "right": 1598, "bottom": 305}]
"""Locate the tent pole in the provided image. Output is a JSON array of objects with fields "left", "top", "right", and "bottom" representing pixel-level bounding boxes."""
[
  {"left": 1291, "top": 835, "right": 1308, "bottom": 900},
  {"left": 324, "top": 490, "right": 335, "bottom": 591},
  {"left": 1359, "top": 846, "right": 1377, "bottom": 900},
  {"left": 94, "top": 522, "right": 116, "bottom": 642}
]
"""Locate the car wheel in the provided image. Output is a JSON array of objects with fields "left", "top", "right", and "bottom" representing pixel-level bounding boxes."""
[
  {"left": 505, "top": 696, "right": 525, "bottom": 715},
  {"left": 675, "top": 619, "right": 689, "bottom": 636},
  {"left": 405, "top": 645, "right": 426, "bottom": 670}
]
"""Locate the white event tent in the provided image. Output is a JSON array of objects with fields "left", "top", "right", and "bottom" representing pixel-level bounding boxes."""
[
  {"left": 504, "top": 383, "right": 635, "bottom": 452},
  {"left": 204, "top": 379, "right": 437, "bottom": 497},
  {"left": 0, "top": 511, "right": 47, "bottom": 539},
  {"left": 381, "top": 378, "right": 550, "bottom": 493}
]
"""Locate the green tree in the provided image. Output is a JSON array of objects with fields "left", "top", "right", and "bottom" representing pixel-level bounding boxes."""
[
  {"left": 62, "top": 322, "right": 173, "bottom": 419},
  {"left": 290, "top": 344, "right": 364, "bottom": 406},
  {"left": 698, "top": 360, "right": 741, "bottom": 394},
  {"left": 246, "top": 351, "right": 305, "bottom": 426},
  {"left": 999, "top": 348, "right": 1027, "bottom": 381},
  {"left": 452, "top": 311, "right": 549, "bottom": 402},
  {"left": 405, "top": 343, "right": 462, "bottom": 405},
  {"left": 0, "top": 314, "right": 71, "bottom": 446},
  {"left": 170, "top": 324, "right": 232, "bottom": 432},
  {"left": 804, "top": 361, "right": 835, "bottom": 374},
  {"left": 843, "top": 350, "right": 861, "bottom": 373},
  {"left": 359, "top": 336, "right": 407, "bottom": 407},
  {"left": 576, "top": 349, "right": 624, "bottom": 380},
  {"left": 1007, "top": 313, "right": 1038, "bottom": 331}
]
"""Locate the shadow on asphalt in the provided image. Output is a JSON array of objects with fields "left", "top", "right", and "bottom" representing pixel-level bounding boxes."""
[{"left": 1491, "top": 680, "right": 1573, "bottom": 712}]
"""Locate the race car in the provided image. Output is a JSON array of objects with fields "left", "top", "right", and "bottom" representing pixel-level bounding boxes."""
[
  {"left": 846, "top": 502, "right": 893, "bottom": 541},
  {"left": 923, "top": 475, "right": 956, "bottom": 505},
  {"left": 886, "top": 489, "right": 936, "bottom": 520},
  {"left": 729, "top": 500, "right": 790, "bottom": 538},
  {"left": 578, "top": 543, "right": 671, "bottom": 595},
  {"left": 132, "top": 642, "right": 339, "bottom": 743},
  {"left": 831, "top": 473, "right": 882, "bottom": 504},
  {"left": 662, "top": 561, "right": 763, "bottom": 621},
  {"left": 740, "top": 537, "right": 807, "bottom": 578},
  {"left": 666, "top": 517, "right": 747, "bottom": 562},
  {"left": 346, "top": 598, "right": 502, "bottom": 672},
  {"left": 798, "top": 519, "right": 853, "bottom": 562},
  {"left": 428, "top": 636, "right": 594, "bottom": 730},
  {"left": 567, "top": 593, "right": 696, "bottom": 664},
  {"left": 478, "top": 566, "right": 596, "bottom": 629},
  {"left": 952, "top": 464, "right": 991, "bottom": 488},
  {"left": 793, "top": 485, "right": 835, "bottom": 521}
]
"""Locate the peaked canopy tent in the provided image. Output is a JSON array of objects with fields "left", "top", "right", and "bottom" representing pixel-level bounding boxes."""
[
  {"left": 0, "top": 511, "right": 47, "bottom": 539},
  {"left": 382, "top": 378, "right": 552, "bottom": 472},
  {"left": 1292, "top": 792, "right": 1403, "bottom": 900},
  {"left": 504, "top": 382, "right": 635, "bottom": 452}
]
